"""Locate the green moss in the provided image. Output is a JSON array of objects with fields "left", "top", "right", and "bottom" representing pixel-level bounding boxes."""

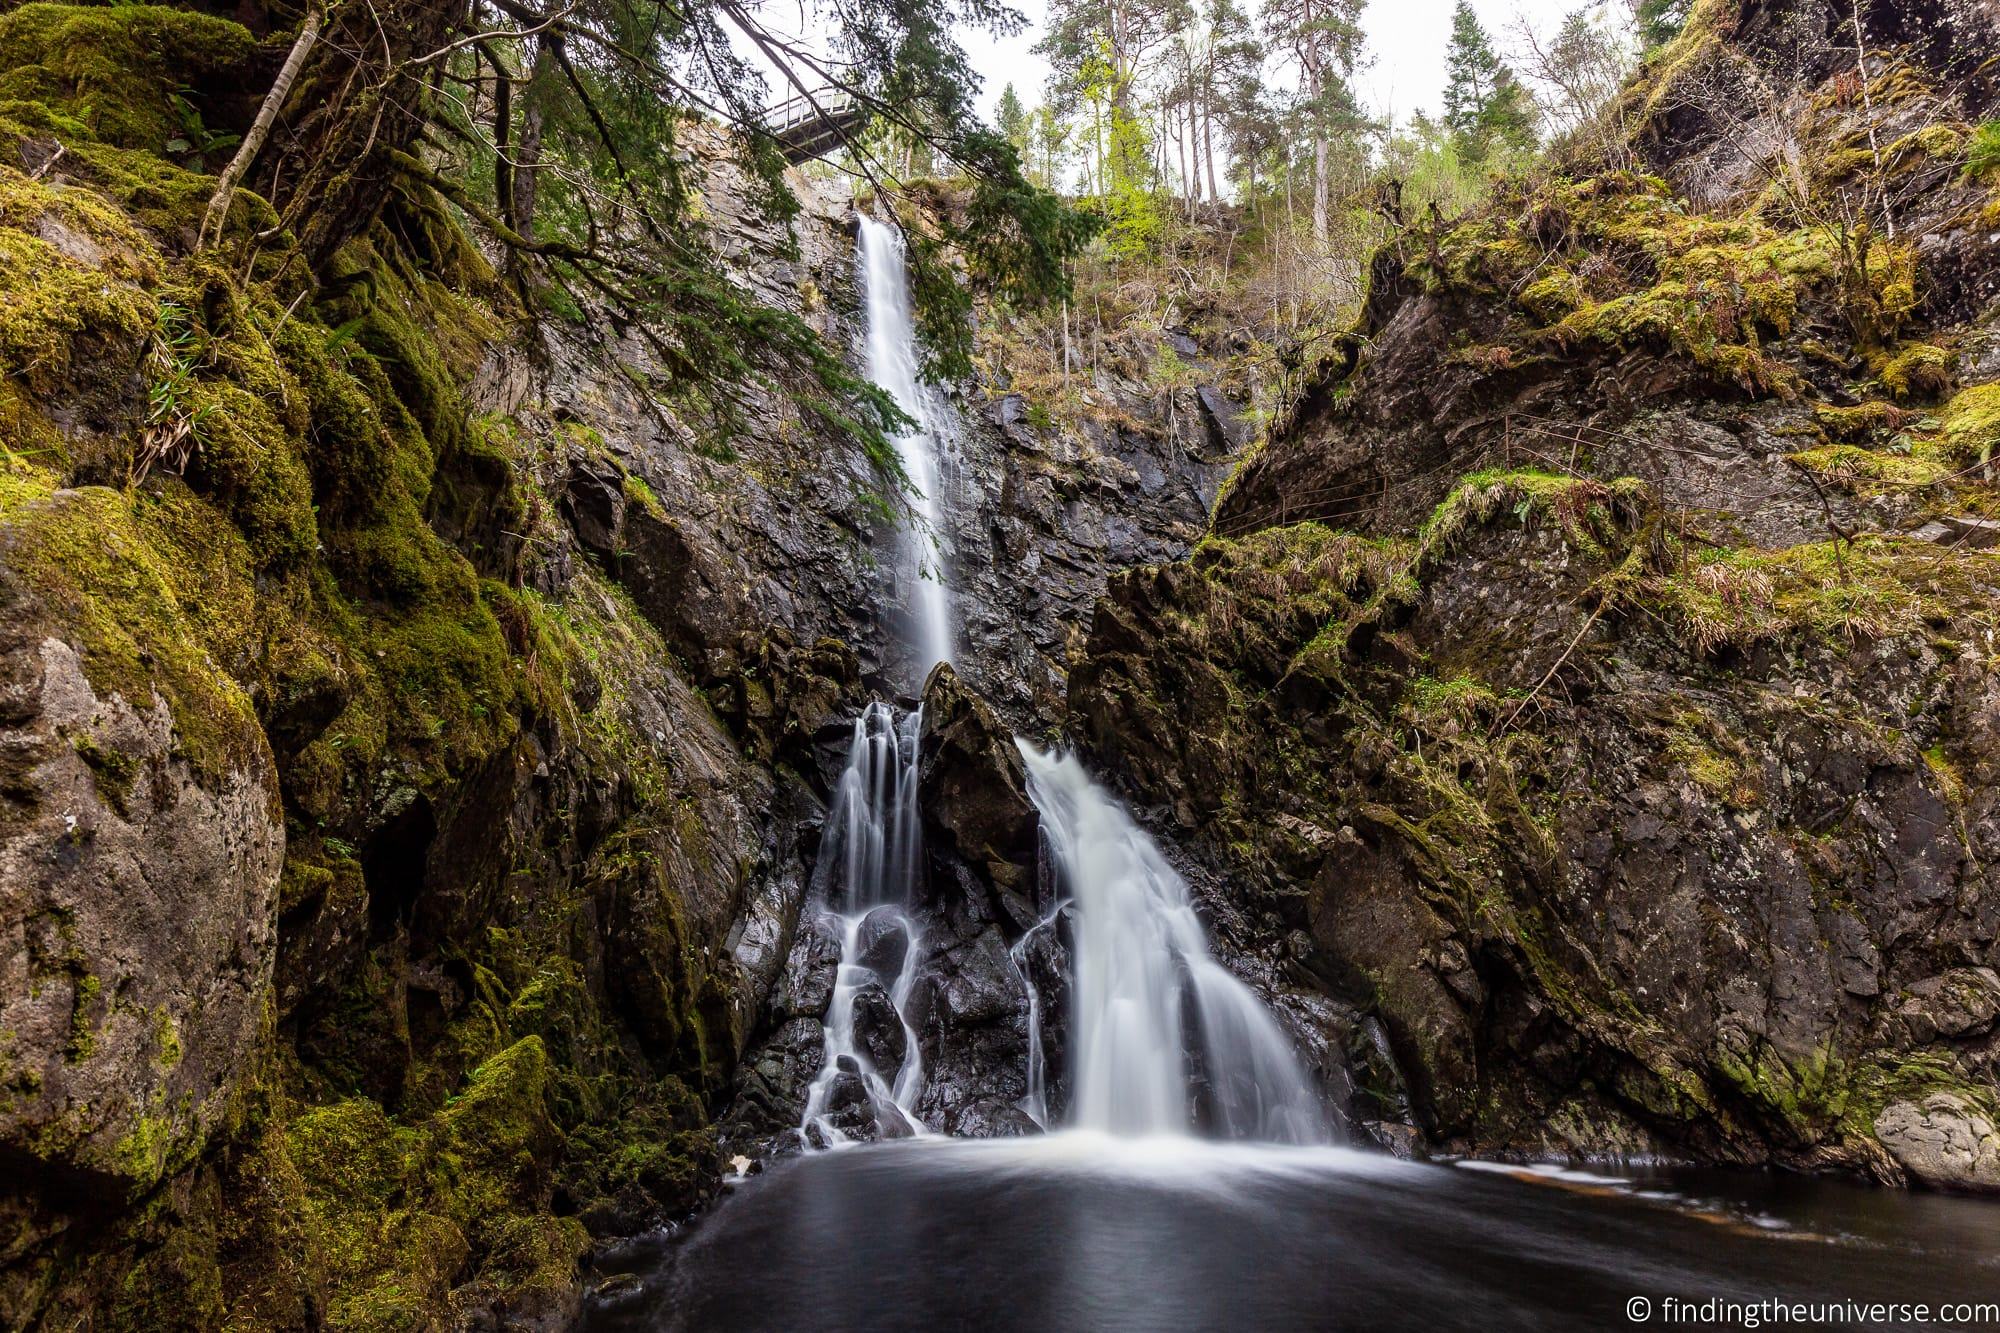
[
  {"left": 0, "top": 4, "right": 256, "bottom": 151},
  {"left": 1923, "top": 744, "right": 1966, "bottom": 806},
  {"left": 1518, "top": 271, "right": 1585, "bottom": 323},
  {"left": 110, "top": 1221, "right": 225, "bottom": 1329},
  {"left": 151, "top": 1005, "right": 182, "bottom": 1070},
  {"left": 1417, "top": 170, "right": 1924, "bottom": 398},
  {"left": 622, "top": 473, "right": 665, "bottom": 520},
  {"left": 0, "top": 478, "right": 265, "bottom": 787},
  {"left": 1418, "top": 469, "right": 1646, "bottom": 565},
  {"left": 1661, "top": 709, "right": 1757, "bottom": 807},
  {"left": 1935, "top": 382, "right": 2000, "bottom": 468},
  {"left": 1531, "top": 210, "right": 1840, "bottom": 397},
  {"left": 1811, "top": 399, "right": 1909, "bottom": 443},
  {"left": 1879, "top": 342, "right": 1952, "bottom": 401},
  {"left": 287, "top": 1098, "right": 462, "bottom": 1329},
  {"left": 0, "top": 206, "right": 154, "bottom": 403},
  {"left": 286, "top": 1037, "right": 587, "bottom": 1329},
  {"left": 1714, "top": 1041, "right": 1851, "bottom": 1137},
  {"left": 1646, "top": 535, "right": 1990, "bottom": 655},
  {"left": 1786, "top": 441, "right": 1947, "bottom": 492},
  {"left": 72, "top": 732, "right": 140, "bottom": 814},
  {"left": 67, "top": 971, "right": 101, "bottom": 1061},
  {"left": 1967, "top": 121, "right": 2000, "bottom": 181},
  {"left": 1821, "top": 124, "right": 1968, "bottom": 183},
  {"left": 111, "top": 1102, "right": 177, "bottom": 1184}
]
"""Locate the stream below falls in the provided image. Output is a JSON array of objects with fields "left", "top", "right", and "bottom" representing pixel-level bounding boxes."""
[{"left": 585, "top": 1138, "right": 2000, "bottom": 1331}]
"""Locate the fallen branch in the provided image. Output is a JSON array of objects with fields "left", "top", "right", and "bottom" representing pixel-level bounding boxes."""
[{"left": 199, "top": 4, "right": 324, "bottom": 249}]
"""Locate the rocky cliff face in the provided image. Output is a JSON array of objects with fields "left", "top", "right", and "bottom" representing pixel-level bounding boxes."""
[
  {"left": 14, "top": 0, "right": 1999, "bottom": 1323},
  {"left": 1070, "top": 0, "right": 2000, "bottom": 1188},
  {"left": 0, "top": 10, "right": 1245, "bottom": 1320}
]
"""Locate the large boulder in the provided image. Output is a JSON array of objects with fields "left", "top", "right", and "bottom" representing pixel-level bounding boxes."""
[
  {"left": 0, "top": 502, "right": 284, "bottom": 1198},
  {"left": 848, "top": 981, "right": 908, "bottom": 1082},
  {"left": 1875, "top": 1095, "right": 2000, "bottom": 1193},
  {"left": 853, "top": 905, "right": 912, "bottom": 981},
  {"left": 917, "top": 663, "right": 1039, "bottom": 901}
]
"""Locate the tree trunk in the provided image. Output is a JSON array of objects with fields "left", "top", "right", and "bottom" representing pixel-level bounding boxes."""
[
  {"left": 199, "top": 5, "right": 322, "bottom": 248},
  {"left": 510, "top": 37, "right": 547, "bottom": 237},
  {"left": 489, "top": 43, "right": 513, "bottom": 227},
  {"left": 1177, "top": 105, "right": 1187, "bottom": 202},
  {"left": 1312, "top": 132, "right": 1329, "bottom": 246},
  {"left": 1203, "top": 103, "right": 1220, "bottom": 202}
]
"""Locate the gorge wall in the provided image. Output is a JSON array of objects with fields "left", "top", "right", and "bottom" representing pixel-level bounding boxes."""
[
  {"left": 1072, "top": 0, "right": 2000, "bottom": 1189},
  {"left": 6, "top": 0, "right": 2000, "bottom": 1326},
  {"left": 0, "top": 10, "right": 1248, "bottom": 1321}
]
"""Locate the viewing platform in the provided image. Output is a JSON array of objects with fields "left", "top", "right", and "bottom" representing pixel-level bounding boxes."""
[{"left": 763, "top": 87, "right": 867, "bottom": 163}]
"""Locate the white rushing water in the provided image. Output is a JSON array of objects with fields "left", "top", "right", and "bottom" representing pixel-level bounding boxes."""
[
  {"left": 801, "top": 704, "right": 930, "bottom": 1145},
  {"left": 804, "top": 218, "right": 1321, "bottom": 1153},
  {"left": 857, "top": 214, "right": 954, "bottom": 679},
  {"left": 795, "top": 218, "right": 966, "bottom": 1148},
  {"left": 1018, "top": 742, "right": 1327, "bottom": 1144}
]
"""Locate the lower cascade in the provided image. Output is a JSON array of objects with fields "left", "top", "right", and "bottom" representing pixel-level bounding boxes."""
[
  {"left": 799, "top": 702, "right": 929, "bottom": 1146},
  {"left": 1017, "top": 741, "right": 1327, "bottom": 1143}
]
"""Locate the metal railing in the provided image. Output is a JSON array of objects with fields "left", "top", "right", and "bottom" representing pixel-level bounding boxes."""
[{"left": 761, "top": 87, "right": 858, "bottom": 133}]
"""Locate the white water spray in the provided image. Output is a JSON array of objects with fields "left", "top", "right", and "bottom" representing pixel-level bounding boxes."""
[
  {"left": 1018, "top": 742, "right": 1326, "bottom": 1143},
  {"left": 857, "top": 214, "right": 953, "bottom": 678},
  {"left": 795, "top": 219, "right": 963, "bottom": 1149},
  {"left": 1008, "top": 897, "right": 1069, "bottom": 1130},
  {"left": 801, "top": 704, "right": 930, "bottom": 1145}
]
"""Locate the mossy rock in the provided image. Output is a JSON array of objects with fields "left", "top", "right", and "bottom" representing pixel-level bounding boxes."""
[
  {"left": 1879, "top": 342, "right": 1953, "bottom": 400},
  {"left": 0, "top": 474, "right": 264, "bottom": 787},
  {"left": 0, "top": 4, "right": 256, "bottom": 152}
]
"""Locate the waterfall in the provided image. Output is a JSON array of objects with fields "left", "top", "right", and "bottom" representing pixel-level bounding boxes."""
[
  {"left": 1008, "top": 896, "right": 1069, "bottom": 1130},
  {"left": 792, "top": 218, "right": 965, "bottom": 1148},
  {"left": 801, "top": 704, "right": 929, "bottom": 1146},
  {"left": 1017, "top": 742, "right": 1326, "bottom": 1144},
  {"left": 857, "top": 214, "right": 953, "bottom": 678}
]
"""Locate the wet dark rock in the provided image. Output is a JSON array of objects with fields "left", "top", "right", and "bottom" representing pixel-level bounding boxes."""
[
  {"left": 951, "top": 1097, "right": 1042, "bottom": 1138},
  {"left": 934, "top": 928, "right": 1024, "bottom": 1026},
  {"left": 918, "top": 663, "right": 1039, "bottom": 905},
  {"left": 818, "top": 1069, "right": 879, "bottom": 1144},
  {"left": 854, "top": 906, "right": 911, "bottom": 981},
  {"left": 849, "top": 981, "right": 908, "bottom": 1080},
  {"left": 770, "top": 917, "right": 841, "bottom": 1022},
  {"left": 562, "top": 455, "right": 626, "bottom": 557},
  {"left": 1363, "top": 1122, "right": 1426, "bottom": 1161},
  {"left": 1196, "top": 385, "right": 1250, "bottom": 455}
]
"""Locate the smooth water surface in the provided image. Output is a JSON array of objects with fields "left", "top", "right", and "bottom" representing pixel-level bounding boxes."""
[{"left": 587, "top": 1135, "right": 2000, "bottom": 1332}]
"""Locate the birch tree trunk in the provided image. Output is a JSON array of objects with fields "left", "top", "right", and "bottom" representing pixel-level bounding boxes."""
[{"left": 199, "top": 5, "right": 323, "bottom": 248}]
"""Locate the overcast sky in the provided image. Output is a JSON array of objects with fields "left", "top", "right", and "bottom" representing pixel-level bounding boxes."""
[{"left": 964, "top": 0, "right": 1600, "bottom": 127}]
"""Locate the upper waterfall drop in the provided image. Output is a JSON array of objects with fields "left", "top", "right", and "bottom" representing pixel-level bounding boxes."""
[
  {"left": 1017, "top": 741, "right": 1327, "bottom": 1144},
  {"left": 856, "top": 214, "right": 954, "bottom": 678}
]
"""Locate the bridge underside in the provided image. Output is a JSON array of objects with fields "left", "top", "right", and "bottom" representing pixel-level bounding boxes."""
[{"left": 772, "top": 107, "right": 869, "bottom": 163}]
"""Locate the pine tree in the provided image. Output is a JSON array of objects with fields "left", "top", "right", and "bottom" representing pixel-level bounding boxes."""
[
  {"left": 1442, "top": 1, "right": 1503, "bottom": 143},
  {"left": 1441, "top": 1, "right": 1536, "bottom": 163},
  {"left": 997, "top": 83, "right": 1030, "bottom": 152},
  {"left": 1263, "top": 0, "right": 1367, "bottom": 243},
  {"left": 1635, "top": 0, "right": 1692, "bottom": 50}
]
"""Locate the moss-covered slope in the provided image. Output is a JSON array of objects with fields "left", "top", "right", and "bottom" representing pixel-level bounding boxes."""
[
  {"left": 1071, "top": 0, "right": 2000, "bottom": 1187},
  {"left": 0, "top": 5, "right": 852, "bottom": 1327}
]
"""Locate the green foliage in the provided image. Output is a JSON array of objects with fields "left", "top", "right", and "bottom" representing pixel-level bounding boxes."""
[
  {"left": 1635, "top": 0, "right": 1692, "bottom": 50},
  {"left": 1966, "top": 121, "right": 2000, "bottom": 181},
  {"left": 1442, "top": 1, "right": 1537, "bottom": 164},
  {"left": 413, "top": 0, "right": 1091, "bottom": 465}
]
